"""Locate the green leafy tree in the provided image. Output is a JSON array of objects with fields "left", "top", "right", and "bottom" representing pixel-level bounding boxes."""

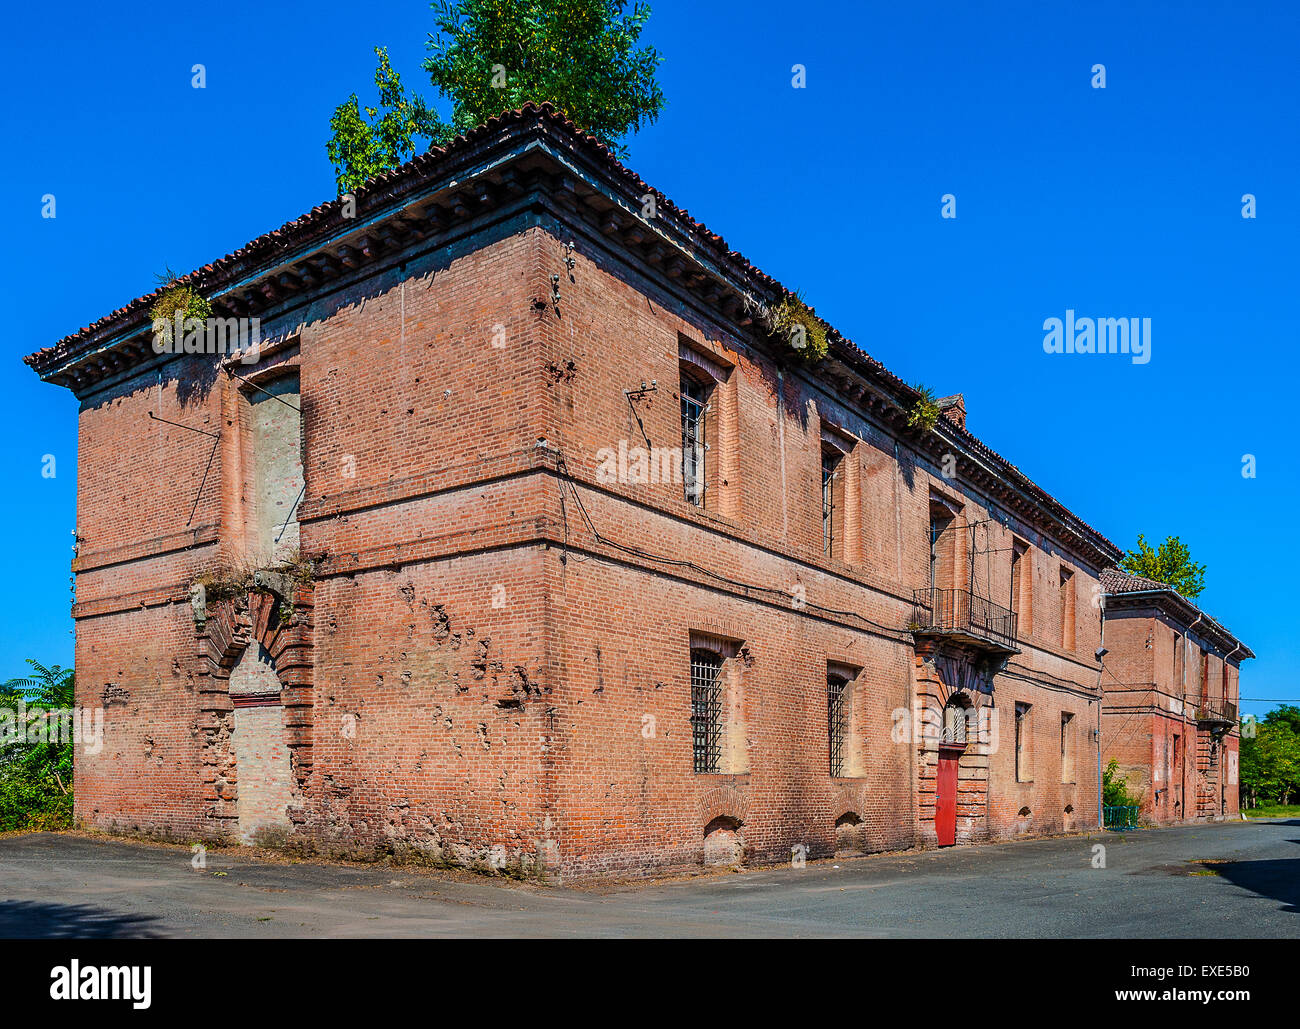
[
  {"left": 1120, "top": 534, "right": 1206, "bottom": 599},
  {"left": 1102, "top": 758, "right": 1142, "bottom": 808},
  {"left": 0, "top": 660, "right": 75, "bottom": 830},
  {"left": 1263, "top": 704, "right": 1300, "bottom": 737},
  {"left": 1240, "top": 718, "right": 1300, "bottom": 808},
  {"left": 328, "top": 47, "right": 448, "bottom": 194},
  {"left": 327, "top": 1, "right": 666, "bottom": 194},
  {"left": 424, "top": 0, "right": 665, "bottom": 149}
]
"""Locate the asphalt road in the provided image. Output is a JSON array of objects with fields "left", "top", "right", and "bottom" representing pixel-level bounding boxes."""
[{"left": 0, "top": 820, "right": 1295, "bottom": 938}]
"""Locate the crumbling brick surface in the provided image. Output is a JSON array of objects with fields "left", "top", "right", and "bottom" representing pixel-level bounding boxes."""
[
  {"left": 64, "top": 200, "right": 1131, "bottom": 879},
  {"left": 1101, "top": 608, "right": 1242, "bottom": 824}
]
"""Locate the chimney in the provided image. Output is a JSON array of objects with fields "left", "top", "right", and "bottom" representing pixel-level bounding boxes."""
[{"left": 937, "top": 394, "right": 966, "bottom": 431}]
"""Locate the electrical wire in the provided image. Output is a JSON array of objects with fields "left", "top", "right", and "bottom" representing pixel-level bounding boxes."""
[{"left": 549, "top": 449, "right": 918, "bottom": 645}]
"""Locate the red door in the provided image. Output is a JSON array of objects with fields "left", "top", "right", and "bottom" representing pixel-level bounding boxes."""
[{"left": 935, "top": 744, "right": 963, "bottom": 846}]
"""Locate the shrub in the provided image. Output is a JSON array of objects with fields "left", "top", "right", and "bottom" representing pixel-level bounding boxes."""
[
  {"left": 149, "top": 267, "right": 212, "bottom": 348},
  {"left": 765, "top": 293, "right": 829, "bottom": 363},
  {"left": 907, "top": 385, "right": 942, "bottom": 432},
  {"left": 0, "top": 770, "right": 72, "bottom": 832},
  {"left": 1102, "top": 758, "right": 1143, "bottom": 808}
]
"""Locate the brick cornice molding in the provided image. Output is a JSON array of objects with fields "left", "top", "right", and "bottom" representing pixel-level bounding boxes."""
[{"left": 29, "top": 105, "right": 1120, "bottom": 571}]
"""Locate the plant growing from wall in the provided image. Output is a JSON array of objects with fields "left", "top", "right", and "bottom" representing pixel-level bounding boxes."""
[
  {"left": 150, "top": 267, "right": 212, "bottom": 349},
  {"left": 907, "top": 384, "right": 941, "bottom": 432},
  {"left": 760, "top": 292, "right": 828, "bottom": 363},
  {"left": 191, "top": 551, "right": 315, "bottom": 607}
]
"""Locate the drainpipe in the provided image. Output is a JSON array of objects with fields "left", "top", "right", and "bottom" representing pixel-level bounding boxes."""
[{"left": 1096, "top": 593, "right": 1106, "bottom": 830}]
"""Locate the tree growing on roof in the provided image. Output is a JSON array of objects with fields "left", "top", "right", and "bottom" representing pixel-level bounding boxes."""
[
  {"left": 328, "top": 47, "right": 448, "bottom": 195},
  {"left": 1119, "top": 533, "right": 1207, "bottom": 599},
  {"left": 327, "top": 1, "right": 666, "bottom": 194}
]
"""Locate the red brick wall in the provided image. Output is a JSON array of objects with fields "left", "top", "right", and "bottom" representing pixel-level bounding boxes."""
[
  {"left": 73, "top": 603, "right": 207, "bottom": 838},
  {"left": 67, "top": 214, "right": 1113, "bottom": 877},
  {"left": 1101, "top": 607, "right": 1243, "bottom": 823},
  {"left": 530, "top": 221, "right": 1105, "bottom": 874}
]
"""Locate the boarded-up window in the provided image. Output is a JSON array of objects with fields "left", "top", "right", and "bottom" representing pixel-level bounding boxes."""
[{"left": 249, "top": 372, "right": 303, "bottom": 562}]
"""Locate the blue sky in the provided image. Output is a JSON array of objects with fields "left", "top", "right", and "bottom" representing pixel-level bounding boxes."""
[{"left": 2, "top": 1, "right": 1295, "bottom": 717}]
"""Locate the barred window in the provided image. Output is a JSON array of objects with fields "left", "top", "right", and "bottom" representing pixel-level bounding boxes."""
[
  {"left": 681, "top": 375, "right": 709, "bottom": 507},
  {"left": 942, "top": 700, "right": 968, "bottom": 745},
  {"left": 822, "top": 448, "right": 842, "bottom": 557},
  {"left": 827, "top": 674, "right": 848, "bottom": 776},
  {"left": 690, "top": 650, "right": 723, "bottom": 773}
]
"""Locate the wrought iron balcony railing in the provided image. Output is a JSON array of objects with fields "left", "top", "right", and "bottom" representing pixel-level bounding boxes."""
[
  {"left": 909, "top": 587, "right": 1019, "bottom": 654},
  {"left": 1194, "top": 701, "right": 1238, "bottom": 726}
]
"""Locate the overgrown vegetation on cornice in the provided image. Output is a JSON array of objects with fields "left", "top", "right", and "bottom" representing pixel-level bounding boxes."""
[
  {"left": 751, "top": 291, "right": 828, "bottom": 363},
  {"left": 150, "top": 267, "right": 212, "bottom": 346},
  {"left": 907, "top": 384, "right": 941, "bottom": 432},
  {"left": 192, "top": 551, "right": 315, "bottom": 606}
]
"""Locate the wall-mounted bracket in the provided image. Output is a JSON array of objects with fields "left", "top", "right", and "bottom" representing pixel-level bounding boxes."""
[{"left": 623, "top": 380, "right": 658, "bottom": 449}]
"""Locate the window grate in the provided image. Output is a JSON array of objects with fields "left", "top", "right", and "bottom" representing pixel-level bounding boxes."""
[
  {"left": 827, "top": 675, "right": 848, "bottom": 777},
  {"left": 681, "top": 377, "right": 707, "bottom": 507},
  {"left": 690, "top": 651, "right": 722, "bottom": 773},
  {"left": 822, "top": 451, "right": 838, "bottom": 557},
  {"left": 942, "top": 702, "right": 968, "bottom": 745}
]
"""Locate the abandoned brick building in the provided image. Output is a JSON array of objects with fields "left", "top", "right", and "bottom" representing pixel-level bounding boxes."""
[
  {"left": 29, "top": 104, "right": 1183, "bottom": 880},
  {"left": 1101, "top": 569, "right": 1250, "bottom": 824}
]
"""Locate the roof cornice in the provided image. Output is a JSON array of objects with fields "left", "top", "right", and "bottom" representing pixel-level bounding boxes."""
[
  {"left": 1104, "top": 587, "right": 1254, "bottom": 661},
  {"left": 26, "top": 103, "right": 1122, "bottom": 568}
]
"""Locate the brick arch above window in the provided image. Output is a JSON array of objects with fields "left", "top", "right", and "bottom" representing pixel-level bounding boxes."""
[
  {"left": 699, "top": 785, "right": 749, "bottom": 827},
  {"left": 193, "top": 580, "right": 315, "bottom": 829}
]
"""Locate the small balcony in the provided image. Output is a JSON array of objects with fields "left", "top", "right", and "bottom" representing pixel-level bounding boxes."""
[
  {"left": 909, "top": 587, "right": 1019, "bottom": 655},
  {"left": 1194, "top": 700, "right": 1238, "bottom": 732}
]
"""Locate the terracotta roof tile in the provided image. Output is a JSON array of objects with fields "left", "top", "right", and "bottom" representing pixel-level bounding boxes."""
[{"left": 25, "top": 102, "right": 1124, "bottom": 565}]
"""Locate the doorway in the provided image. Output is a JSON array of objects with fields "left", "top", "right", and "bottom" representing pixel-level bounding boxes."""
[{"left": 935, "top": 699, "right": 969, "bottom": 847}]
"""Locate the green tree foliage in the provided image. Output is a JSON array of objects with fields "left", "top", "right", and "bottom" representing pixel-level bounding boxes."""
[
  {"left": 0, "top": 660, "right": 75, "bottom": 831},
  {"left": 906, "top": 385, "right": 941, "bottom": 432},
  {"left": 1263, "top": 704, "right": 1300, "bottom": 737},
  {"left": 1240, "top": 716, "right": 1300, "bottom": 808},
  {"left": 327, "top": 1, "right": 666, "bottom": 194},
  {"left": 424, "top": 0, "right": 665, "bottom": 150},
  {"left": 1120, "top": 534, "right": 1206, "bottom": 599},
  {"left": 328, "top": 47, "right": 447, "bottom": 195},
  {"left": 1102, "top": 758, "right": 1142, "bottom": 808}
]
